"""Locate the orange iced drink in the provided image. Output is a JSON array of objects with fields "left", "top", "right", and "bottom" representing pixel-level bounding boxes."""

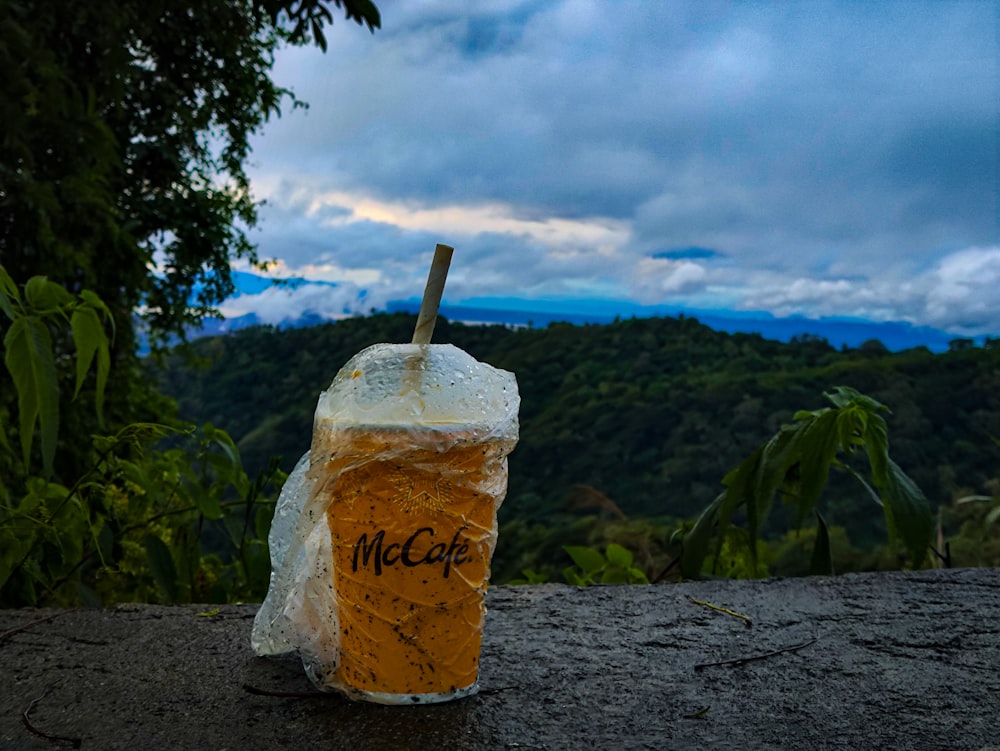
[
  {"left": 252, "top": 342, "right": 519, "bottom": 704},
  {"left": 319, "top": 427, "right": 507, "bottom": 699}
]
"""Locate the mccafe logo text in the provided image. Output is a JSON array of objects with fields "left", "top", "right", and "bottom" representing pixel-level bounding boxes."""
[{"left": 352, "top": 527, "right": 471, "bottom": 578}]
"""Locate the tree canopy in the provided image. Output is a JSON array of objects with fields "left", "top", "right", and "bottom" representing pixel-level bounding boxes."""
[
  {"left": 0, "top": 0, "right": 379, "bottom": 356},
  {"left": 0, "top": 1, "right": 380, "bottom": 605}
]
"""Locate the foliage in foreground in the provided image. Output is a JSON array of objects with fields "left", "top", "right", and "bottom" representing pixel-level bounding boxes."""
[
  {"left": 680, "top": 386, "right": 934, "bottom": 579},
  {"left": 0, "top": 0, "right": 381, "bottom": 534},
  {"left": 0, "top": 270, "right": 281, "bottom": 606}
]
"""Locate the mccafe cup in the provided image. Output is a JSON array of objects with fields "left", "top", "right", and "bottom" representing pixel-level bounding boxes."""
[{"left": 252, "top": 342, "right": 519, "bottom": 704}]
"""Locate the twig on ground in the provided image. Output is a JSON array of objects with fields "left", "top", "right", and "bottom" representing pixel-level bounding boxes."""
[
  {"left": 0, "top": 612, "right": 64, "bottom": 646},
  {"left": 693, "top": 637, "right": 817, "bottom": 671},
  {"left": 22, "top": 690, "right": 81, "bottom": 748},
  {"left": 690, "top": 598, "right": 753, "bottom": 628}
]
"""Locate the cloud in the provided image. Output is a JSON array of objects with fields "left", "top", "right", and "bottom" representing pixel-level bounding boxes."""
[
  {"left": 735, "top": 246, "right": 1000, "bottom": 335},
  {"left": 234, "top": 0, "right": 998, "bottom": 335},
  {"left": 218, "top": 281, "right": 386, "bottom": 325},
  {"left": 632, "top": 258, "right": 709, "bottom": 301},
  {"left": 923, "top": 247, "right": 1000, "bottom": 331}
]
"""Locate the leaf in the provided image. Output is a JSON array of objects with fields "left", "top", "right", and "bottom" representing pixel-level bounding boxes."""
[
  {"left": 861, "top": 411, "right": 891, "bottom": 487},
  {"left": 750, "top": 423, "right": 802, "bottom": 542},
  {"left": 48, "top": 490, "right": 86, "bottom": 568},
  {"left": 680, "top": 492, "right": 724, "bottom": 579},
  {"left": 562, "top": 567, "right": 589, "bottom": 587},
  {"left": 186, "top": 483, "right": 224, "bottom": 521},
  {"left": 207, "top": 434, "right": 249, "bottom": 496},
  {"left": 605, "top": 543, "right": 633, "bottom": 568},
  {"left": 3, "top": 316, "right": 59, "bottom": 476},
  {"left": 520, "top": 568, "right": 548, "bottom": 584},
  {"left": 809, "top": 513, "right": 834, "bottom": 576},
  {"left": 196, "top": 608, "right": 221, "bottom": 617},
  {"left": 144, "top": 533, "right": 180, "bottom": 603},
  {"left": 24, "top": 276, "right": 74, "bottom": 313},
  {"left": 254, "top": 504, "right": 273, "bottom": 543},
  {"left": 880, "top": 459, "right": 933, "bottom": 568},
  {"left": 78, "top": 290, "right": 115, "bottom": 339},
  {"left": 70, "top": 304, "right": 111, "bottom": 420},
  {"left": 0, "top": 266, "right": 21, "bottom": 320},
  {"left": 0, "top": 527, "right": 37, "bottom": 593},
  {"left": 311, "top": 17, "right": 327, "bottom": 52},
  {"left": 715, "top": 445, "right": 767, "bottom": 570},
  {"left": 794, "top": 409, "right": 841, "bottom": 528},
  {"left": 563, "top": 545, "right": 606, "bottom": 574},
  {"left": 627, "top": 567, "right": 650, "bottom": 584},
  {"left": 600, "top": 567, "right": 630, "bottom": 584}
]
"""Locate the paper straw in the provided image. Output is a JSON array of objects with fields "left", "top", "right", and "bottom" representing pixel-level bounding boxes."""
[{"left": 411, "top": 244, "right": 454, "bottom": 344}]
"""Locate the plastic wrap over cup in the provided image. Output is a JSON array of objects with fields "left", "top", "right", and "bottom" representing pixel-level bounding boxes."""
[{"left": 251, "top": 343, "right": 519, "bottom": 704}]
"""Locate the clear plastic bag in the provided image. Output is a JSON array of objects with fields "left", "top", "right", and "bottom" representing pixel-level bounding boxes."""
[{"left": 251, "top": 343, "right": 519, "bottom": 704}]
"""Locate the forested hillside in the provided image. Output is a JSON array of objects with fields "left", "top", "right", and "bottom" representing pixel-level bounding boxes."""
[{"left": 156, "top": 313, "right": 1000, "bottom": 580}]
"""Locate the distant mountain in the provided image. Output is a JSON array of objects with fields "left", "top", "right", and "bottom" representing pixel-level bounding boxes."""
[
  {"left": 386, "top": 300, "right": 964, "bottom": 353},
  {"left": 155, "top": 309, "right": 1000, "bottom": 580},
  {"left": 175, "top": 271, "right": 982, "bottom": 353}
]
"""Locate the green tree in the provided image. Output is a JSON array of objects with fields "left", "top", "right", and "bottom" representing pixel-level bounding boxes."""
[
  {"left": 1, "top": 0, "right": 378, "bottom": 354},
  {"left": 1, "top": 0, "right": 379, "bottom": 479}
]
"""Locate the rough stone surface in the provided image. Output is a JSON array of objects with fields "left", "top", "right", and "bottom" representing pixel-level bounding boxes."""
[{"left": 1, "top": 568, "right": 999, "bottom": 750}]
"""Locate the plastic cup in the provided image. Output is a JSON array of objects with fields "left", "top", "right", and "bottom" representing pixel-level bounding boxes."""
[{"left": 301, "top": 343, "right": 518, "bottom": 703}]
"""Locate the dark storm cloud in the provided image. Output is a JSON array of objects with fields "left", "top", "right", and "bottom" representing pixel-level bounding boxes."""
[{"left": 240, "top": 0, "right": 999, "bottom": 334}]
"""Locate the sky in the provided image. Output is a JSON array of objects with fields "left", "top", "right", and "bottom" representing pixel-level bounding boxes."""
[{"left": 226, "top": 0, "right": 999, "bottom": 337}]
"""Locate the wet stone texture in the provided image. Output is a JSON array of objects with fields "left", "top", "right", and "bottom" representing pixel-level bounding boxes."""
[{"left": 1, "top": 568, "right": 999, "bottom": 750}]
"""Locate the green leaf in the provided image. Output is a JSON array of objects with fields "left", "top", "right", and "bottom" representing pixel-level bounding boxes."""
[
  {"left": 144, "top": 533, "right": 180, "bottom": 603},
  {"left": 600, "top": 567, "right": 630, "bottom": 584},
  {"left": 254, "top": 504, "right": 273, "bottom": 543},
  {"left": 200, "top": 425, "right": 250, "bottom": 495},
  {"left": 521, "top": 568, "right": 548, "bottom": 584},
  {"left": 4, "top": 316, "right": 59, "bottom": 476},
  {"left": 563, "top": 567, "right": 589, "bottom": 587},
  {"left": 0, "top": 266, "right": 21, "bottom": 320},
  {"left": 809, "top": 513, "right": 834, "bottom": 576},
  {"left": 750, "top": 423, "right": 802, "bottom": 542},
  {"left": 628, "top": 567, "right": 650, "bottom": 584},
  {"left": 715, "top": 445, "right": 766, "bottom": 570},
  {"left": 605, "top": 543, "right": 633, "bottom": 568},
  {"left": 70, "top": 304, "right": 111, "bottom": 420},
  {"left": 0, "top": 527, "right": 37, "bottom": 593},
  {"left": 187, "top": 483, "right": 224, "bottom": 521},
  {"left": 563, "top": 545, "right": 606, "bottom": 574},
  {"left": 794, "top": 410, "right": 841, "bottom": 528},
  {"left": 24, "top": 276, "right": 74, "bottom": 313},
  {"left": 681, "top": 492, "right": 724, "bottom": 579},
  {"left": 244, "top": 540, "right": 271, "bottom": 592},
  {"left": 880, "top": 459, "right": 933, "bottom": 568},
  {"left": 861, "top": 412, "right": 891, "bottom": 487},
  {"left": 78, "top": 290, "right": 115, "bottom": 338}
]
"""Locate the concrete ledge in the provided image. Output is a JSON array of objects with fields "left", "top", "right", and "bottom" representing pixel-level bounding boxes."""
[{"left": 2, "top": 568, "right": 999, "bottom": 750}]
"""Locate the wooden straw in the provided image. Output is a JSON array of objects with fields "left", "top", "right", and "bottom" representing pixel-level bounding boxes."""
[{"left": 411, "top": 243, "right": 454, "bottom": 344}]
